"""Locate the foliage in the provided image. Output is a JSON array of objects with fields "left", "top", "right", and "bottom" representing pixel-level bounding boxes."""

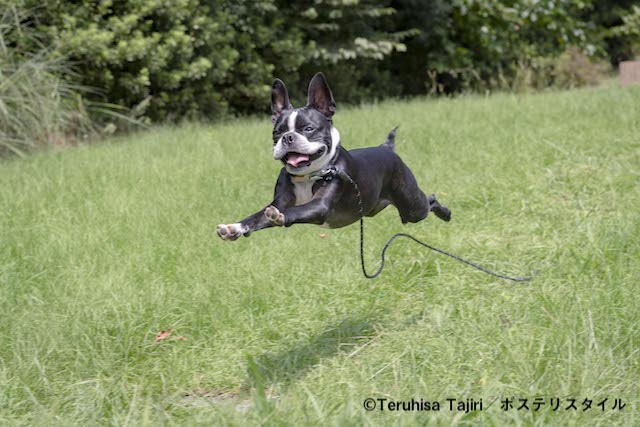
[
  {"left": 586, "top": 0, "right": 640, "bottom": 64},
  {"left": 549, "top": 46, "right": 612, "bottom": 89},
  {"left": 1, "top": 0, "right": 639, "bottom": 126},
  {"left": 274, "top": 0, "right": 416, "bottom": 105},
  {"left": 14, "top": 0, "right": 308, "bottom": 121},
  {"left": 384, "top": 0, "right": 614, "bottom": 94},
  {"left": 6, "top": 0, "right": 406, "bottom": 121},
  {"left": 608, "top": 4, "right": 640, "bottom": 57}
]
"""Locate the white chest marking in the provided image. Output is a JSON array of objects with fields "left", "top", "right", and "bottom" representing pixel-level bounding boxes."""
[{"left": 292, "top": 179, "right": 314, "bottom": 206}]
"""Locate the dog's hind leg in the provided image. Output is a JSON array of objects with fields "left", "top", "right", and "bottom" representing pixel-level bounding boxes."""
[
  {"left": 389, "top": 161, "right": 451, "bottom": 224},
  {"left": 365, "top": 199, "right": 392, "bottom": 217}
]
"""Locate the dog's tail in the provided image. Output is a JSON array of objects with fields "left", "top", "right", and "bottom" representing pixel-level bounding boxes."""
[{"left": 382, "top": 126, "right": 398, "bottom": 151}]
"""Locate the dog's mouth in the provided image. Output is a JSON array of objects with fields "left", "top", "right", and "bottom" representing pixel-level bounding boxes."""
[{"left": 283, "top": 148, "right": 325, "bottom": 168}]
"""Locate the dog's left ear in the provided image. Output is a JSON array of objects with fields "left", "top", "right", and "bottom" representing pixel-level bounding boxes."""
[{"left": 307, "top": 72, "right": 336, "bottom": 119}]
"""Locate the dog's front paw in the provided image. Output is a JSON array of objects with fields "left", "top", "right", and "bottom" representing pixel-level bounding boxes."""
[
  {"left": 217, "top": 223, "right": 247, "bottom": 241},
  {"left": 264, "top": 206, "right": 285, "bottom": 226}
]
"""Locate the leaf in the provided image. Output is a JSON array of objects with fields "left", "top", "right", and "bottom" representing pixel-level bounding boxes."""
[{"left": 154, "top": 329, "right": 172, "bottom": 342}]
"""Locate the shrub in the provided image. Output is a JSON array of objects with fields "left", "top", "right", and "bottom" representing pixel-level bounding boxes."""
[
  {"left": 550, "top": 47, "right": 612, "bottom": 89},
  {"left": 2, "top": 0, "right": 638, "bottom": 131},
  {"left": 385, "top": 0, "right": 605, "bottom": 94},
  {"left": 8, "top": 0, "right": 409, "bottom": 121},
  {"left": 273, "top": 0, "right": 414, "bottom": 105},
  {"left": 21, "top": 0, "right": 306, "bottom": 121},
  {"left": 608, "top": 4, "right": 640, "bottom": 60}
]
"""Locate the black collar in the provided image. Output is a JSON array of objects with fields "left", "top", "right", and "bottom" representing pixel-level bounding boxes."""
[{"left": 289, "top": 165, "right": 337, "bottom": 183}]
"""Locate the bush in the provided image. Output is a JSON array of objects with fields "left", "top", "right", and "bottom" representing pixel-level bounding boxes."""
[
  {"left": 2, "top": 0, "right": 638, "bottom": 130},
  {"left": 550, "top": 47, "right": 612, "bottom": 89},
  {"left": 19, "top": 0, "right": 307, "bottom": 121},
  {"left": 273, "top": 0, "right": 414, "bottom": 105},
  {"left": 384, "top": 0, "right": 609, "bottom": 94},
  {"left": 607, "top": 4, "right": 640, "bottom": 60},
  {"left": 6, "top": 0, "right": 410, "bottom": 121},
  {"left": 588, "top": 1, "right": 640, "bottom": 64}
]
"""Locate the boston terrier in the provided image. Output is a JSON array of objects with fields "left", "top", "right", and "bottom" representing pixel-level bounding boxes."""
[{"left": 216, "top": 72, "right": 451, "bottom": 241}]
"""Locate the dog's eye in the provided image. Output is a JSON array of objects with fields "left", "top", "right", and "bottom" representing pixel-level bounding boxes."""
[{"left": 304, "top": 126, "right": 315, "bottom": 133}]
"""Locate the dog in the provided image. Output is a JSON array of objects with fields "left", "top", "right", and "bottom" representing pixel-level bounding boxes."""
[{"left": 216, "top": 72, "right": 451, "bottom": 241}]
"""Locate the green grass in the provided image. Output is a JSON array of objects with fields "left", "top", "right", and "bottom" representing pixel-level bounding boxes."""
[{"left": 1, "top": 86, "right": 639, "bottom": 425}]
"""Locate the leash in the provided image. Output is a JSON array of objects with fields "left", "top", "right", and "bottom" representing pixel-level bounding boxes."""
[{"left": 334, "top": 169, "right": 534, "bottom": 281}]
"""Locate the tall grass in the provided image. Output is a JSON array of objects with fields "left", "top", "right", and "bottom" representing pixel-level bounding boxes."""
[
  {"left": 0, "top": 6, "right": 140, "bottom": 156},
  {"left": 0, "top": 52, "right": 96, "bottom": 155},
  {"left": 0, "top": 6, "right": 96, "bottom": 155}
]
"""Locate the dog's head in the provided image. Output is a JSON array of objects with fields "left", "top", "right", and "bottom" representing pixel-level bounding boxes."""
[{"left": 271, "top": 73, "right": 340, "bottom": 176}]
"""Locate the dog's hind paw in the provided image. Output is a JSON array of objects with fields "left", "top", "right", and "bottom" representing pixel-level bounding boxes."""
[
  {"left": 217, "top": 223, "right": 247, "bottom": 241},
  {"left": 433, "top": 206, "right": 451, "bottom": 222},
  {"left": 264, "top": 206, "right": 285, "bottom": 226},
  {"left": 427, "top": 194, "right": 451, "bottom": 222}
]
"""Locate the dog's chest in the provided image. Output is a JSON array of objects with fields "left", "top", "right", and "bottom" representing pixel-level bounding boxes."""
[{"left": 292, "top": 179, "right": 315, "bottom": 205}]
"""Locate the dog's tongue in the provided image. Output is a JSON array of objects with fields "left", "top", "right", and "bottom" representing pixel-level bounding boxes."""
[{"left": 286, "top": 153, "right": 310, "bottom": 167}]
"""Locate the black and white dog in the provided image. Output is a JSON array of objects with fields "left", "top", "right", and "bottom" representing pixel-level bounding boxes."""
[{"left": 217, "top": 73, "right": 451, "bottom": 241}]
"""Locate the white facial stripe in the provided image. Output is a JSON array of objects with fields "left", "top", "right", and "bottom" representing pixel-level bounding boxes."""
[
  {"left": 329, "top": 126, "right": 340, "bottom": 162},
  {"left": 288, "top": 111, "right": 298, "bottom": 132}
]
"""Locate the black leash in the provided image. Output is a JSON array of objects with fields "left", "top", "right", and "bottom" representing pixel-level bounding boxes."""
[{"left": 335, "top": 169, "right": 534, "bottom": 281}]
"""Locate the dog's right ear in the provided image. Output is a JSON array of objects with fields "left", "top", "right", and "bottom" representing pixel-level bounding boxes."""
[{"left": 271, "top": 79, "right": 292, "bottom": 123}]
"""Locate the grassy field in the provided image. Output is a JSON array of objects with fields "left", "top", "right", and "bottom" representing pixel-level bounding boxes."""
[{"left": 1, "top": 85, "right": 639, "bottom": 425}]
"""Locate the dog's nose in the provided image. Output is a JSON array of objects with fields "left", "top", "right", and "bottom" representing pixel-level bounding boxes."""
[{"left": 283, "top": 133, "right": 294, "bottom": 145}]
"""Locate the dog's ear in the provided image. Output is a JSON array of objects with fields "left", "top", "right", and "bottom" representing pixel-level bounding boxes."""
[
  {"left": 271, "top": 79, "right": 292, "bottom": 123},
  {"left": 307, "top": 72, "right": 336, "bottom": 119}
]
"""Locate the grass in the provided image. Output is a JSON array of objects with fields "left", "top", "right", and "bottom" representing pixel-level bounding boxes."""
[{"left": 1, "top": 85, "right": 639, "bottom": 425}]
